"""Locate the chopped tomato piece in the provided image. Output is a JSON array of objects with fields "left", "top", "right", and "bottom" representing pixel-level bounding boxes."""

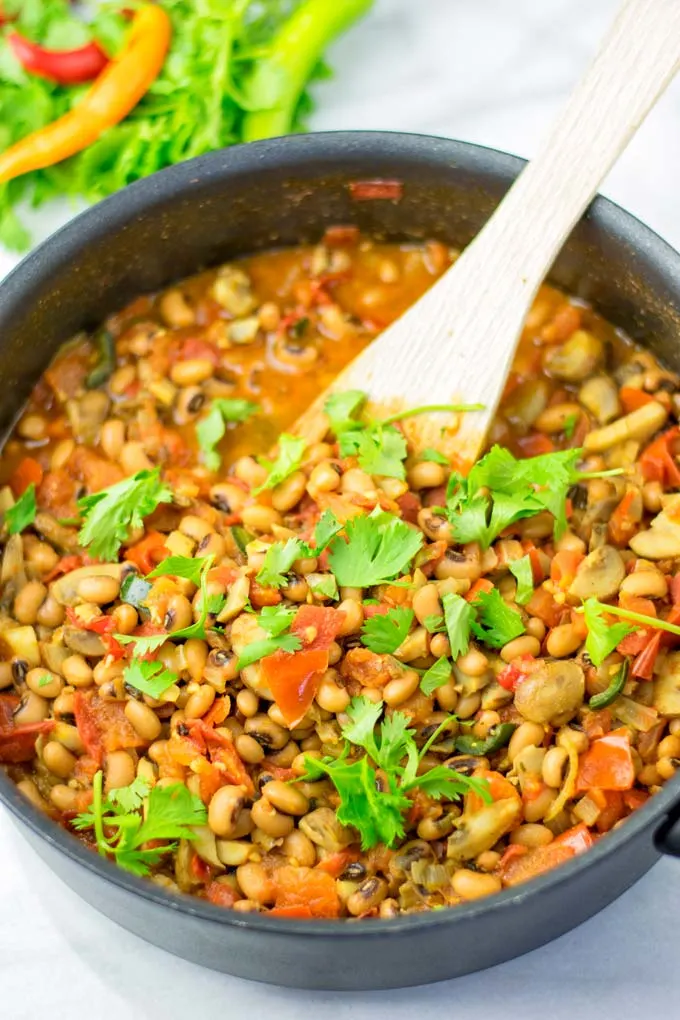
[
  {"left": 250, "top": 581, "right": 282, "bottom": 607},
  {"left": 467, "top": 768, "right": 520, "bottom": 813},
  {"left": 69, "top": 446, "right": 123, "bottom": 493},
  {"left": 553, "top": 822, "right": 594, "bottom": 854},
  {"left": 464, "top": 578, "right": 494, "bottom": 602},
  {"left": 173, "top": 336, "right": 220, "bottom": 366},
  {"left": 550, "top": 549, "right": 584, "bottom": 590},
  {"left": 362, "top": 603, "right": 391, "bottom": 619},
  {"left": 618, "top": 629, "right": 653, "bottom": 656},
  {"left": 260, "top": 647, "right": 329, "bottom": 727},
  {"left": 619, "top": 386, "right": 655, "bottom": 414},
  {"left": 526, "top": 587, "right": 562, "bottom": 628},
  {"left": 205, "top": 880, "right": 239, "bottom": 909},
  {"left": 73, "top": 690, "right": 144, "bottom": 766},
  {"left": 631, "top": 632, "right": 662, "bottom": 680},
  {"left": 11, "top": 456, "right": 43, "bottom": 496},
  {"left": 0, "top": 694, "right": 54, "bottom": 763},
  {"left": 187, "top": 719, "right": 254, "bottom": 795},
  {"left": 125, "top": 531, "right": 168, "bottom": 574},
  {"left": 595, "top": 789, "right": 625, "bottom": 832},
  {"left": 639, "top": 426, "right": 680, "bottom": 487},
  {"left": 500, "top": 842, "right": 575, "bottom": 886},
  {"left": 349, "top": 179, "right": 403, "bottom": 202},
  {"left": 516, "top": 433, "right": 555, "bottom": 457},
  {"left": 203, "top": 698, "right": 230, "bottom": 728},
  {"left": 624, "top": 788, "right": 649, "bottom": 811},
  {"left": 497, "top": 656, "right": 537, "bottom": 692},
  {"left": 314, "top": 850, "right": 359, "bottom": 878},
  {"left": 207, "top": 565, "right": 239, "bottom": 586},
  {"left": 576, "top": 728, "right": 635, "bottom": 792},
  {"left": 271, "top": 865, "right": 341, "bottom": 918},
  {"left": 608, "top": 490, "right": 639, "bottom": 546},
  {"left": 44, "top": 553, "right": 84, "bottom": 582},
  {"left": 291, "top": 605, "right": 347, "bottom": 651},
  {"left": 396, "top": 490, "right": 421, "bottom": 523}
]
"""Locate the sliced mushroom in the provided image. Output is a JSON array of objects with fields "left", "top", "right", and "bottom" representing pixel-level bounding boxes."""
[
  {"left": 191, "top": 826, "right": 225, "bottom": 870},
  {"left": 40, "top": 641, "right": 71, "bottom": 674},
  {"left": 211, "top": 267, "right": 256, "bottom": 317},
  {"left": 578, "top": 376, "right": 621, "bottom": 424},
  {"left": 67, "top": 390, "right": 111, "bottom": 444},
  {"left": 544, "top": 330, "right": 604, "bottom": 382},
  {"left": 568, "top": 544, "right": 625, "bottom": 600},
  {"left": 299, "top": 807, "right": 355, "bottom": 852},
  {"left": 63, "top": 626, "right": 106, "bottom": 657},
  {"left": 630, "top": 496, "right": 680, "bottom": 560},
  {"left": 216, "top": 575, "right": 250, "bottom": 624},
  {"left": 447, "top": 797, "right": 521, "bottom": 864},
  {"left": 1, "top": 533, "right": 26, "bottom": 585},
  {"left": 514, "top": 660, "right": 585, "bottom": 726}
]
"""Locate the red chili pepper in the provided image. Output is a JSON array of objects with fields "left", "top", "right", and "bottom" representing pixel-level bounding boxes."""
[{"left": 9, "top": 32, "right": 109, "bottom": 85}]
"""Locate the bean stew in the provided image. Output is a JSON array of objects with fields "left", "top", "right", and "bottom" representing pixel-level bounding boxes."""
[{"left": 2, "top": 228, "right": 680, "bottom": 920}]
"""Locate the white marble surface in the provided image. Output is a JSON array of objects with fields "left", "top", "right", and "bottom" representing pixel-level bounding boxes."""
[{"left": 3, "top": 0, "right": 680, "bottom": 1016}]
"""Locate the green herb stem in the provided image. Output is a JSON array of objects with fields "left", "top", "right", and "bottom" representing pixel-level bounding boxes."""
[
  {"left": 578, "top": 600, "right": 680, "bottom": 637},
  {"left": 380, "top": 403, "right": 485, "bottom": 426}
]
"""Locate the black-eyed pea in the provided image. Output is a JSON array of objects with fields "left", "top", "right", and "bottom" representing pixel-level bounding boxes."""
[
  {"left": 52, "top": 721, "right": 84, "bottom": 754},
  {"left": 234, "top": 455, "right": 268, "bottom": 489},
  {"left": 17, "top": 778, "right": 48, "bottom": 811},
  {"left": 316, "top": 671, "right": 350, "bottom": 713},
  {"left": 251, "top": 796, "right": 294, "bottom": 837},
  {"left": 120, "top": 441, "right": 154, "bottom": 474},
  {"left": 13, "top": 581, "right": 47, "bottom": 625},
  {"left": 235, "top": 733, "right": 265, "bottom": 764},
  {"left": 100, "top": 419, "right": 125, "bottom": 460},
  {"left": 417, "top": 811, "right": 457, "bottom": 840},
  {"left": 336, "top": 598, "right": 364, "bottom": 636},
  {"left": 500, "top": 635, "right": 541, "bottom": 663},
  {"left": 658, "top": 734, "right": 680, "bottom": 759},
  {"left": 341, "top": 468, "right": 375, "bottom": 495},
  {"left": 657, "top": 758, "right": 677, "bottom": 781},
  {"left": 0, "top": 662, "right": 13, "bottom": 690},
  {"left": 534, "top": 402, "right": 581, "bottom": 433},
  {"left": 307, "top": 462, "right": 340, "bottom": 494},
  {"left": 236, "top": 689, "right": 259, "bottom": 718},
  {"left": 169, "top": 359, "right": 214, "bottom": 387},
  {"left": 475, "top": 850, "right": 501, "bottom": 872},
  {"left": 407, "top": 461, "right": 447, "bottom": 489},
  {"left": 105, "top": 750, "right": 136, "bottom": 791},
  {"left": 472, "top": 710, "right": 501, "bottom": 740},
  {"left": 25, "top": 541, "right": 59, "bottom": 576},
  {"left": 61, "top": 654, "right": 94, "bottom": 689},
  {"left": 184, "top": 685, "right": 216, "bottom": 720},
  {"left": 525, "top": 617, "right": 546, "bottom": 641},
  {"left": 236, "top": 862, "right": 275, "bottom": 905},
  {"left": 110, "top": 603, "right": 138, "bottom": 635},
  {"left": 430, "top": 633, "right": 451, "bottom": 658},
  {"left": 262, "top": 779, "right": 309, "bottom": 816},
  {"left": 510, "top": 823, "right": 554, "bottom": 848},
  {"left": 545, "top": 623, "right": 583, "bottom": 658},
  {"left": 383, "top": 670, "right": 420, "bottom": 707},
  {"left": 347, "top": 877, "right": 388, "bottom": 916},
  {"left": 266, "top": 741, "right": 299, "bottom": 769},
  {"left": 456, "top": 692, "right": 481, "bottom": 720},
  {"left": 435, "top": 682, "right": 458, "bottom": 713},
  {"left": 412, "top": 583, "right": 442, "bottom": 626},
  {"left": 14, "top": 691, "right": 49, "bottom": 725},
  {"left": 93, "top": 659, "right": 124, "bottom": 686},
  {"left": 179, "top": 514, "right": 213, "bottom": 542},
  {"left": 281, "top": 829, "right": 317, "bottom": 867},
  {"left": 125, "top": 699, "right": 162, "bottom": 742},
  {"left": 244, "top": 714, "right": 289, "bottom": 750},
  {"left": 77, "top": 574, "right": 121, "bottom": 605},
  {"left": 267, "top": 702, "right": 289, "bottom": 728},
  {"left": 159, "top": 288, "right": 195, "bottom": 327},
  {"left": 42, "top": 740, "right": 76, "bottom": 778},
  {"left": 523, "top": 786, "right": 557, "bottom": 822},
  {"left": 642, "top": 480, "right": 663, "bottom": 514},
  {"left": 26, "top": 668, "right": 62, "bottom": 699},
  {"left": 327, "top": 641, "right": 342, "bottom": 666},
  {"left": 620, "top": 569, "right": 668, "bottom": 599},
  {"left": 508, "top": 721, "right": 545, "bottom": 763},
  {"left": 209, "top": 785, "right": 248, "bottom": 838},
  {"left": 240, "top": 505, "right": 282, "bottom": 532},
  {"left": 541, "top": 746, "right": 569, "bottom": 788},
  {"left": 164, "top": 593, "right": 194, "bottom": 632},
  {"left": 456, "top": 647, "right": 489, "bottom": 676},
  {"left": 271, "top": 471, "right": 307, "bottom": 513},
  {"left": 50, "top": 784, "right": 79, "bottom": 812},
  {"left": 451, "top": 869, "right": 502, "bottom": 900},
  {"left": 50, "top": 439, "right": 75, "bottom": 472}
]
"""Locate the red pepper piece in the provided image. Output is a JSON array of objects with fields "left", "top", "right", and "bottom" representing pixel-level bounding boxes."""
[
  {"left": 349, "top": 179, "right": 403, "bottom": 202},
  {"left": 9, "top": 32, "right": 109, "bottom": 85}
]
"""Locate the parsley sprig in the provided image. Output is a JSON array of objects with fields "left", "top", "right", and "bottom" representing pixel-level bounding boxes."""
[
  {"left": 236, "top": 605, "right": 301, "bottom": 669},
  {"left": 6, "top": 483, "right": 37, "bottom": 535},
  {"left": 253, "top": 434, "right": 306, "bottom": 494},
  {"left": 327, "top": 508, "right": 423, "bottom": 587},
  {"left": 196, "top": 398, "right": 259, "bottom": 472},
  {"left": 302, "top": 696, "right": 491, "bottom": 849},
  {"left": 73, "top": 771, "right": 206, "bottom": 876},
  {"left": 361, "top": 606, "right": 414, "bottom": 654}
]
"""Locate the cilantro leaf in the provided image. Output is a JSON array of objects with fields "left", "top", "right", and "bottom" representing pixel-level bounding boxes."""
[
  {"left": 78, "top": 468, "right": 173, "bottom": 560},
  {"left": 470, "top": 589, "right": 525, "bottom": 648},
  {"left": 124, "top": 659, "right": 177, "bottom": 700},
  {"left": 340, "top": 424, "right": 408, "bottom": 479},
  {"left": 170, "top": 556, "right": 215, "bottom": 641},
  {"left": 324, "top": 390, "right": 367, "bottom": 435},
  {"left": 423, "top": 614, "right": 445, "bottom": 634},
  {"left": 307, "top": 755, "right": 410, "bottom": 850},
  {"left": 196, "top": 398, "right": 259, "bottom": 472},
  {"left": 420, "top": 448, "right": 449, "bottom": 466},
  {"left": 115, "top": 633, "right": 169, "bottom": 656},
  {"left": 327, "top": 508, "right": 423, "bottom": 587},
  {"left": 442, "top": 592, "right": 474, "bottom": 660},
  {"left": 6, "top": 483, "right": 36, "bottom": 535},
  {"left": 420, "top": 656, "right": 452, "bottom": 696},
  {"left": 509, "top": 555, "right": 534, "bottom": 605},
  {"left": 583, "top": 597, "right": 636, "bottom": 667},
  {"left": 406, "top": 766, "right": 492, "bottom": 802},
  {"left": 312, "top": 510, "right": 343, "bottom": 552},
  {"left": 256, "top": 538, "right": 305, "bottom": 588},
  {"left": 339, "top": 696, "right": 383, "bottom": 760},
  {"left": 257, "top": 605, "right": 297, "bottom": 637},
  {"left": 146, "top": 555, "right": 209, "bottom": 585},
  {"left": 361, "top": 607, "right": 414, "bottom": 654},
  {"left": 73, "top": 771, "right": 206, "bottom": 877},
  {"left": 253, "top": 434, "right": 306, "bottom": 494},
  {"left": 563, "top": 413, "right": 578, "bottom": 439}
]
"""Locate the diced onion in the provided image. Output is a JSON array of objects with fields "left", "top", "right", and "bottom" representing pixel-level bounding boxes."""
[{"left": 545, "top": 742, "right": 580, "bottom": 821}]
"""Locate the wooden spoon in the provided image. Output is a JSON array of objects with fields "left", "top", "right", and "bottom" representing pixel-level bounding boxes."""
[{"left": 293, "top": 0, "right": 680, "bottom": 464}]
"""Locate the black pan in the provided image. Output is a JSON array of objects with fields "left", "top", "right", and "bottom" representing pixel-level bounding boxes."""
[{"left": 1, "top": 132, "right": 680, "bottom": 990}]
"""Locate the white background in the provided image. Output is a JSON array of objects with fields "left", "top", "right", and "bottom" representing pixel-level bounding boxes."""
[{"left": 3, "top": 0, "right": 680, "bottom": 1015}]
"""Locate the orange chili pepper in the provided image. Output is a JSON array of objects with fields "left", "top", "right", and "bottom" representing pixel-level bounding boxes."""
[{"left": 0, "top": 6, "right": 171, "bottom": 184}]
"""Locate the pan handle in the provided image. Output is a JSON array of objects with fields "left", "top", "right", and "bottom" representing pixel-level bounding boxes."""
[{"left": 654, "top": 802, "right": 680, "bottom": 857}]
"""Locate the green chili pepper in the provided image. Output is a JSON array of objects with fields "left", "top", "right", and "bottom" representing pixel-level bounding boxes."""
[
  {"left": 86, "top": 328, "right": 116, "bottom": 389},
  {"left": 589, "top": 658, "right": 629, "bottom": 710},
  {"left": 242, "top": 0, "right": 374, "bottom": 142},
  {"left": 454, "top": 722, "right": 517, "bottom": 757}
]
